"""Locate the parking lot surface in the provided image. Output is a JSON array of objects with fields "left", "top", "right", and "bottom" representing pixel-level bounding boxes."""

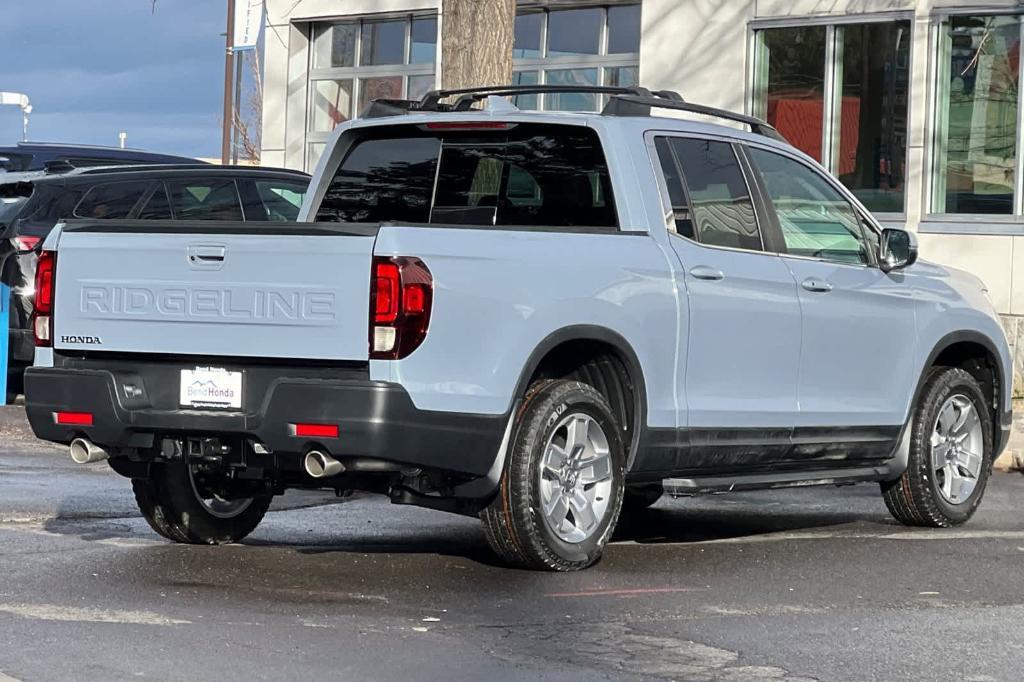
[{"left": 1, "top": 412, "right": 1023, "bottom": 681}]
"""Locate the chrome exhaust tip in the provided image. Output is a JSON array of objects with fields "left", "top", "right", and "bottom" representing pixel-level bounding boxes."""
[
  {"left": 69, "top": 438, "right": 109, "bottom": 464},
  {"left": 304, "top": 450, "right": 343, "bottom": 478}
]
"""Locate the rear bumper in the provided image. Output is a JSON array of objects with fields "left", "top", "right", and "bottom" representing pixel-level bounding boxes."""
[{"left": 24, "top": 362, "right": 506, "bottom": 479}]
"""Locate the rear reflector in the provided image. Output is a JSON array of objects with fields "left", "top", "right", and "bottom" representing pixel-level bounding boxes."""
[
  {"left": 292, "top": 423, "right": 339, "bottom": 439},
  {"left": 55, "top": 412, "right": 93, "bottom": 426},
  {"left": 13, "top": 236, "right": 41, "bottom": 252}
]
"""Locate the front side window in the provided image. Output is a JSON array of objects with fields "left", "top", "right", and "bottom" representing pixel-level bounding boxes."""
[
  {"left": 934, "top": 15, "right": 1019, "bottom": 215},
  {"left": 749, "top": 147, "right": 870, "bottom": 265},
  {"left": 512, "top": 4, "right": 640, "bottom": 112},
  {"left": 73, "top": 181, "right": 152, "bottom": 219},
  {"left": 655, "top": 136, "right": 761, "bottom": 251},
  {"left": 753, "top": 20, "right": 910, "bottom": 214},
  {"left": 317, "top": 124, "right": 616, "bottom": 228}
]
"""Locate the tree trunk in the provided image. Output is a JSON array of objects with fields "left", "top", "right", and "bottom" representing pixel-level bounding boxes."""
[{"left": 441, "top": 0, "right": 516, "bottom": 90}]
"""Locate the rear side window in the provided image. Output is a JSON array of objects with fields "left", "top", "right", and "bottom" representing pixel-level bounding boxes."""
[
  {"left": 137, "top": 185, "right": 172, "bottom": 219},
  {"left": 241, "top": 179, "right": 309, "bottom": 221},
  {"left": 165, "top": 179, "right": 244, "bottom": 220},
  {"left": 73, "top": 181, "right": 152, "bottom": 219},
  {"left": 655, "top": 136, "right": 761, "bottom": 251},
  {"left": 316, "top": 123, "right": 617, "bottom": 228}
]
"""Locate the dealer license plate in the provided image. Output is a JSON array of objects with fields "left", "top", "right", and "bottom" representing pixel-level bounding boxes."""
[{"left": 179, "top": 367, "right": 243, "bottom": 409}]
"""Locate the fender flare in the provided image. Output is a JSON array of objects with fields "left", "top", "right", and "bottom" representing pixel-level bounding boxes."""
[{"left": 510, "top": 324, "right": 648, "bottom": 469}]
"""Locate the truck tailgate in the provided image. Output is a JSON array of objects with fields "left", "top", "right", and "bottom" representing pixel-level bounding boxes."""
[{"left": 52, "top": 222, "right": 376, "bottom": 361}]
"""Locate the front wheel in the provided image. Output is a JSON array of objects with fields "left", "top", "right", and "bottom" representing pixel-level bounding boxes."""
[
  {"left": 481, "top": 380, "right": 625, "bottom": 571},
  {"left": 881, "top": 367, "right": 993, "bottom": 527},
  {"left": 132, "top": 458, "right": 272, "bottom": 544}
]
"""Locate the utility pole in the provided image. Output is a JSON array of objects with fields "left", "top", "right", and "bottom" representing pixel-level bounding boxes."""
[{"left": 221, "top": 0, "right": 236, "bottom": 164}]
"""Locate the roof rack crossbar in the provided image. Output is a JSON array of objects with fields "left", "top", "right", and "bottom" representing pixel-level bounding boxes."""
[
  {"left": 418, "top": 84, "right": 672, "bottom": 111},
  {"left": 602, "top": 95, "right": 786, "bottom": 142}
]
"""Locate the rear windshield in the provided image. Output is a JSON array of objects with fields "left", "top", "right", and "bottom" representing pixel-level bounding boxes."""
[{"left": 315, "top": 123, "right": 617, "bottom": 228}]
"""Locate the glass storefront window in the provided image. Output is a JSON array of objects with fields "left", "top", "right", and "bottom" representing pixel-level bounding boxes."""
[
  {"left": 838, "top": 21, "right": 911, "bottom": 213},
  {"left": 546, "top": 68, "right": 599, "bottom": 111},
  {"left": 607, "top": 5, "right": 642, "bottom": 54},
  {"left": 759, "top": 26, "right": 827, "bottom": 161},
  {"left": 308, "top": 15, "right": 437, "bottom": 171},
  {"left": 547, "top": 8, "right": 603, "bottom": 57},
  {"left": 310, "top": 79, "right": 353, "bottom": 132},
  {"left": 513, "top": 12, "right": 543, "bottom": 59},
  {"left": 409, "top": 18, "right": 437, "bottom": 64},
  {"left": 512, "top": 4, "right": 640, "bottom": 113},
  {"left": 935, "top": 15, "right": 1019, "bottom": 214},
  {"left": 754, "top": 21, "right": 912, "bottom": 213},
  {"left": 360, "top": 20, "right": 405, "bottom": 66},
  {"left": 312, "top": 23, "right": 356, "bottom": 69}
]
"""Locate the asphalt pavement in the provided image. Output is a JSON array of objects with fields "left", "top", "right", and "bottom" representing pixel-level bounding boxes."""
[{"left": 1, "top": 407, "right": 1023, "bottom": 681}]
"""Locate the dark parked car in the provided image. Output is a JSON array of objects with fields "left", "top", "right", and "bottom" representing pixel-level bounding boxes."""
[
  {"left": 0, "top": 164, "right": 311, "bottom": 391},
  {"left": 0, "top": 141, "right": 200, "bottom": 173}
]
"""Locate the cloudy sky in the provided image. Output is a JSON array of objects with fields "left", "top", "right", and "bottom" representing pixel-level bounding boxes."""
[{"left": 0, "top": 1, "right": 225, "bottom": 158}]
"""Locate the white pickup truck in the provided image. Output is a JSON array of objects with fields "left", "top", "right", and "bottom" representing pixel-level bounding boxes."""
[{"left": 24, "top": 86, "right": 1013, "bottom": 571}]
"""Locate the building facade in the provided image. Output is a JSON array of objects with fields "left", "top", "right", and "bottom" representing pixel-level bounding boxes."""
[{"left": 261, "top": 0, "right": 1024, "bottom": 395}]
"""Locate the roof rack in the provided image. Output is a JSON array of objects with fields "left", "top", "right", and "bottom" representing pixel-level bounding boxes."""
[
  {"left": 602, "top": 95, "right": 785, "bottom": 141},
  {"left": 361, "top": 84, "right": 664, "bottom": 118},
  {"left": 359, "top": 83, "right": 786, "bottom": 142}
]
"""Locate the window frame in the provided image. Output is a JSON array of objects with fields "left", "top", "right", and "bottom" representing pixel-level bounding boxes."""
[
  {"left": 645, "top": 130, "right": 771, "bottom": 255},
  {"left": 513, "top": 4, "right": 641, "bottom": 112},
  {"left": 748, "top": 12, "right": 915, "bottom": 221},
  {"left": 742, "top": 140, "right": 884, "bottom": 269},
  {"left": 923, "top": 9, "right": 1024, "bottom": 232}
]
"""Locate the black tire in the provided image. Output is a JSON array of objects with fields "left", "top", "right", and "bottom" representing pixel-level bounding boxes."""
[
  {"left": 623, "top": 483, "right": 664, "bottom": 511},
  {"left": 481, "top": 379, "right": 626, "bottom": 571},
  {"left": 881, "top": 367, "right": 993, "bottom": 527},
  {"left": 132, "top": 459, "right": 272, "bottom": 544}
]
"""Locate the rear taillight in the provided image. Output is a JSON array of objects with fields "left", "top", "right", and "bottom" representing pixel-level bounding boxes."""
[
  {"left": 32, "top": 249, "right": 56, "bottom": 347},
  {"left": 370, "top": 256, "right": 432, "bottom": 359}
]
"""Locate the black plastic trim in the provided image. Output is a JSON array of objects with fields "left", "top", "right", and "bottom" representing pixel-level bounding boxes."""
[{"left": 24, "top": 361, "right": 506, "bottom": 481}]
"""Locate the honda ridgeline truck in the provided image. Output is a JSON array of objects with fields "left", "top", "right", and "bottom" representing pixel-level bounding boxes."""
[{"left": 24, "top": 86, "right": 1014, "bottom": 571}]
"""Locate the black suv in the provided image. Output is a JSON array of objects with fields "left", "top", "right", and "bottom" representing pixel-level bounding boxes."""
[
  {"left": 0, "top": 164, "right": 310, "bottom": 390},
  {"left": 0, "top": 142, "right": 200, "bottom": 173}
]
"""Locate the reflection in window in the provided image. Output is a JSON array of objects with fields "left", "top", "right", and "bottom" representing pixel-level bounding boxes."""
[
  {"left": 513, "top": 12, "right": 542, "bottom": 59},
  {"left": 545, "top": 68, "right": 599, "bottom": 111},
  {"left": 410, "top": 18, "right": 437, "bottom": 64},
  {"left": 670, "top": 138, "right": 761, "bottom": 251},
  {"left": 310, "top": 79, "right": 353, "bottom": 133},
  {"left": 838, "top": 22, "right": 910, "bottom": 213},
  {"left": 548, "top": 8, "right": 603, "bottom": 57},
  {"left": 750, "top": 148, "right": 869, "bottom": 265},
  {"left": 512, "top": 70, "right": 539, "bottom": 110},
  {"left": 936, "top": 15, "right": 1019, "bottom": 214},
  {"left": 361, "top": 20, "right": 405, "bottom": 66},
  {"left": 759, "top": 26, "right": 827, "bottom": 160},
  {"left": 74, "top": 181, "right": 151, "bottom": 219}
]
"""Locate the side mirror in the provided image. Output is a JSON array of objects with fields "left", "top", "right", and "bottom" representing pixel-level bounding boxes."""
[{"left": 879, "top": 228, "right": 918, "bottom": 273}]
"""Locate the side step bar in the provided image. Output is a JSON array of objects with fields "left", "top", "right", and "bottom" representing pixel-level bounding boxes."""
[{"left": 663, "top": 464, "right": 896, "bottom": 496}]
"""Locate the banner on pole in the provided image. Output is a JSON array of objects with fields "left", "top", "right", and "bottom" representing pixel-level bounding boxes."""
[{"left": 233, "top": 0, "right": 264, "bottom": 51}]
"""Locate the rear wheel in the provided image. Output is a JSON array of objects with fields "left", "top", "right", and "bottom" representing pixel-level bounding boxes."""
[
  {"left": 882, "top": 367, "right": 993, "bottom": 527},
  {"left": 132, "top": 458, "right": 272, "bottom": 544},
  {"left": 481, "top": 380, "right": 625, "bottom": 571}
]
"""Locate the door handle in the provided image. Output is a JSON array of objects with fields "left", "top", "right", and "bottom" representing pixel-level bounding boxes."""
[
  {"left": 187, "top": 245, "right": 226, "bottom": 269},
  {"left": 689, "top": 265, "right": 724, "bottom": 281},
  {"left": 801, "top": 277, "right": 833, "bottom": 293}
]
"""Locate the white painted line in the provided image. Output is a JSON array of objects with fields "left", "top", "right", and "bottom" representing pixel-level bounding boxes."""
[
  {"left": 622, "top": 528, "right": 1024, "bottom": 547},
  {"left": 0, "top": 672, "right": 22, "bottom": 682},
  {"left": 0, "top": 603, "right": 190, "bottom": 626}
]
